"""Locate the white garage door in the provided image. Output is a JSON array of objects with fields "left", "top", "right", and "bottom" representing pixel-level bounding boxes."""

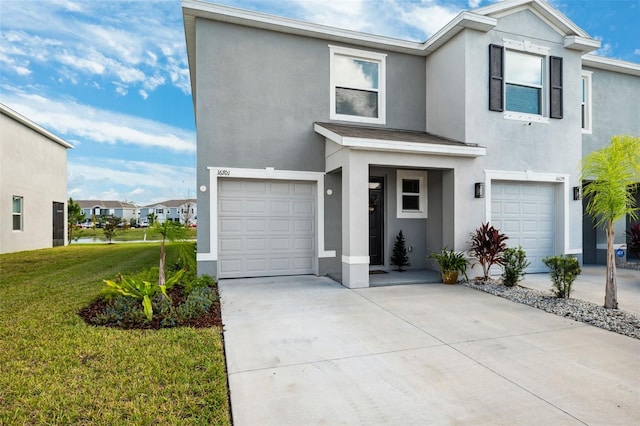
[
  {"left": 492, "top": 181, "right": 556, "bottom": 273},
  {"left": 218, "top": 179, "right": 315, "bottom": 278}
]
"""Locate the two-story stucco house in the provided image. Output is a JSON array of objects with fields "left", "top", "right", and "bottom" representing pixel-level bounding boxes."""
[
  {"left": 182, "top": 0, "right": 639, "bottom": 287},
  {"left": 1, "top": 103, "right": 73, "bottom": 254},
  {"left": 140, "top": 199, "right": 197, "bottom": 225},
  {"left": 76, "top": 200, "right": 139, "bottom": 224}
]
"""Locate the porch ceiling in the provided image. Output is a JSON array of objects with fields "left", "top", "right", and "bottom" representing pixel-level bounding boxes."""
[{"left": 314, "top": 122, "right": 486, "bottom": 157}]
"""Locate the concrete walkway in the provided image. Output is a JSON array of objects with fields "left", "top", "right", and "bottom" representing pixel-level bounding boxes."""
[{"left": 219, "top": 275, "right": 640, "bottom": 426}]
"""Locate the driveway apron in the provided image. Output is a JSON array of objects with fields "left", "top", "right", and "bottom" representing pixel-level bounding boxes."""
[{"left": 219, "top": 275, "right": 640, "bottom": 425}]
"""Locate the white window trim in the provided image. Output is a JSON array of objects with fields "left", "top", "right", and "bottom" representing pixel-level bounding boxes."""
[
  {"left": 581, "top": 70, "right": 593, "bottom": 134},
  {"left": 396, "top": 170, "right": 427, "bottom": 219},
  {"left": 503, "top": 39, "right": 549, "bottom": 122},
  {"left": 329, "top": 45, "right": 387, "bottom": 125}
]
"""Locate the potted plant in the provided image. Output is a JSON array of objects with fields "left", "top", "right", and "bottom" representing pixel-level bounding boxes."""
[{"left": 428, "top": 248, "right": 469, "bottom": 284}]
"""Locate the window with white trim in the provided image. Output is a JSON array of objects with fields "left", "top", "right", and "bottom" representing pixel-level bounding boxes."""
[
  {"left": 489, "top": 40, "right": 562, "bottom": 122},
  {"left": 329, "top": 45, "right": 386, "bottom": 124},
  {"left": 397, "top": 170, "right": 427, "bottom": 219},
  {"left": 12, "top": 196, "right": 23, "bottom": 231},
  {"left": 581, "top": 71, "right": 592, "bottom": 133}
]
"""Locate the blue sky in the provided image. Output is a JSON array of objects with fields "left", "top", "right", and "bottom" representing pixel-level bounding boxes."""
[{"left": 1, "top": 0, "right": 638, "bottom": 205}]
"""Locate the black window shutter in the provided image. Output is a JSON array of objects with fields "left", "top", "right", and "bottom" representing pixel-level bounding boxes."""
[
  {"left": 489, "top": 44, "right": 504, "bottom": 112},
  {"left": 550, "top": 56, "right": 563, "bottom": 119}
]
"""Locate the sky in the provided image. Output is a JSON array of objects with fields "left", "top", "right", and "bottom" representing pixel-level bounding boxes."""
[{"left": 1, "top": 0, "right": 638, "bottom": 206}]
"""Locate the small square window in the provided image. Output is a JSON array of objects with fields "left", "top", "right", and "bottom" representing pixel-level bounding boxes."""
[{"left": 397, "top": 171, "right": 427, "bottom": 219}]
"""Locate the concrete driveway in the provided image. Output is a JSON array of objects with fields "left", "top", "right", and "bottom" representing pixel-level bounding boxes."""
[{"left": 219, "top": 275, "right": 640, "bottom": 425}]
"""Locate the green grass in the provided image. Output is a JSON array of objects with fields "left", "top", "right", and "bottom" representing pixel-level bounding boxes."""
[
  {"left": 70, "top": 227, "right": 197, "bottom": 242},
  {"left": 0, "top": 244, "right": 230, "bottom": 425}
]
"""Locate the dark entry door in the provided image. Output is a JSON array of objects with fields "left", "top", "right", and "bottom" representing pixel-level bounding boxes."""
[
  {"left": 369, "top": 177, "right": 384, "bottom": 265},
  {"left": 53, "top": 202, "right": 65, "bottom": 247}
]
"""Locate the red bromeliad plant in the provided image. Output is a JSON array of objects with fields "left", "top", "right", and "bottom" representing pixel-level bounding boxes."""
[{"left": 469, "top": 222, "right": 508, "bottom": 281}]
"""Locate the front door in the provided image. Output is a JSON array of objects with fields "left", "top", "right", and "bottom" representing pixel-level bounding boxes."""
[
  {"left": 369, "top": 177, "right": 384, "bottom": 265},
  {"left": 53, "top": 202, "right": 65, "bottom": 247}
]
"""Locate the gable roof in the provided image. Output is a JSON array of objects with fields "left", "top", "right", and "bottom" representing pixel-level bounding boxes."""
[
  {"left": 143, "top": 199, "right": 196, "bottom": 208},
  {"left": 76, "top": 200, "right": 137, "bottom": 209},
  {"left": 0, "top": 103, "right": 73, "bottom": 149}
]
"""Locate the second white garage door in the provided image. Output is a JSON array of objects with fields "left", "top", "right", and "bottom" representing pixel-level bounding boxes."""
[
  {"left": 218, "top": 179, "right": 315, "bottom": 278},
  {"left": 492, "top": 181, "right": 556, "bottom": 273}
]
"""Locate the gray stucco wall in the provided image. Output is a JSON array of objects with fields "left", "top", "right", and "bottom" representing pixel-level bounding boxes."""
[
  {"left": 195, "top": 18, "right": 427, "bottom": 268},
  {"left": 423, "top": 9, "right": 586, "bottom": 255}
]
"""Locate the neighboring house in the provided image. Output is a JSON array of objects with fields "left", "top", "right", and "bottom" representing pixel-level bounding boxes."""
[
  {"left": 76, "top": 200, "right": 139, "bottom": 223},
  {"left": 0, "top": 103, "right": 73, "bottom": 254},
  {"left": 182, "top": 0, "right": 639, "bottom": 286},
  {"left": 140, "top": 199, "right": 197, "bottom": 225}
]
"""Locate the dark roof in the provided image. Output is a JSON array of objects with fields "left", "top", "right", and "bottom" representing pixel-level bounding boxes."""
[
  {"left": 76, "top": 200, "right": 137, "bottom": 209},
  {"left": 315, "top": 122, "right": 479, "bottom": 147}
]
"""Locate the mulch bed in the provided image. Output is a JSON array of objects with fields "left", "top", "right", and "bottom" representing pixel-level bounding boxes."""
[{"left": 78, "top": 286, "right": 223, "bottom": 330}]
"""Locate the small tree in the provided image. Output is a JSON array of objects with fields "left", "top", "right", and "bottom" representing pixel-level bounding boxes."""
[
  {"left": 153, "top": 221, "right": 191, "bottom": 287},
  {"left": 469, "top": 222, "right": 508, "bottom": 281},
  {"left": 67, "top": 197, "right": 85, "bottom": 243},
  {"left": 391, "top": 230, "right": 410, "bottom": 272},
  {"left": 147, "top": 212, "right": 157, "bottom": 225},
  {"left": 581, "top": 135, "right": 640, "bottom": 309},
  {"left": 103, "top": 216, "right": 121, "bottom": 244}
]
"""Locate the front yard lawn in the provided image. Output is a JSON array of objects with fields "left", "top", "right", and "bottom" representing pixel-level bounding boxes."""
[{"left": 0, "top": 244, "right": 230, "bottom": 425}]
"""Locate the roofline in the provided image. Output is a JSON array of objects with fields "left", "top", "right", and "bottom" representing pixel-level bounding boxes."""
[
  {"left": 582, "top": 54, "right": 640, "bottom": 77},
  {"left": 314, "top": 123, "right": 486, "bottom": 158},
  {"left": 0, "top": 103, "right": 73, "bottom": 149}
]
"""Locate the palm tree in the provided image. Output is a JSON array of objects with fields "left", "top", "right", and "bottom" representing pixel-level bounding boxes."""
[
  {"left": 581, "top": 135, "right": 640, "bottom": 309},
  {"left": 154, "top": 221, "right": 190, "bottom": 287}
]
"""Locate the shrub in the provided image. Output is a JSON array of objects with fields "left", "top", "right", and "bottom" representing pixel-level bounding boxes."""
[
  {"left": 428, "top": 247, "right": 468, "bottom": 282},
  {"left": 184, "top": 274, "right": 215, "bottom": 294},
  {"left": 542, "top": 255, "right": 581, "bottom": 298},
  {"left": 501, "top": 246, "right": 531, "bottom": 287},
  {"left": 626, "top": 222, "right": 640, "bottom": 262},
  {"left": 177, "top": 287, "right": 217, "bottom": 321},
  {"left": 469, "top": 223, "right": 508, "bottom": 281}
]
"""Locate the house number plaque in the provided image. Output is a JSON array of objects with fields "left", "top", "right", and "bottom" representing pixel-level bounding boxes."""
[{"left": 217, "top": 169, "right": 230, "bottom": 176}]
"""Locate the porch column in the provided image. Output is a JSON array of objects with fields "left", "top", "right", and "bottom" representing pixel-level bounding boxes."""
[{"left": 341, "top": 152, "right": 369, "bottom": 288}]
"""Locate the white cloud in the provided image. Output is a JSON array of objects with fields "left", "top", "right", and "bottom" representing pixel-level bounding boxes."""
[
  {"left": 139, "top": 89, "right": 149, "bottom": 100},
  {"left": 1, "top": 89, "right": 196, "bottom": 154},
  {"left": 0, "top": 1, "right": 190, "bottom": 96},
  {"left": 68, "top": 157, "right": 196, "bottom": 205},
  {"left": 468, "top": 0, "right": 482, "bottom": 8}
]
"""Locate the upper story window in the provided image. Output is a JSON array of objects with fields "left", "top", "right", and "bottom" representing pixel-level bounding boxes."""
[
  {"left": 581, "top": 70, "right": 593, "bottom": 133},
  {"left": 489, "top": 41, "right": 562, "bottom": 123},
  {"left": 505, "top": 51, "right": 543, "bottom": 115},
  {"left": 329, "top": 45, "right": 386, "bottom": 124},
  {"left": 12, "top": 196, "right": 23, "bottom": 231}
]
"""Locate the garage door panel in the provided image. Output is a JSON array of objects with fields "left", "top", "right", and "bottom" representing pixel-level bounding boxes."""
[
  {"left": 218, "top": 179, "right": 315, "bottom": 278},
  {"left": 493, "top": 181, "right": 556, "bottom": 273}
]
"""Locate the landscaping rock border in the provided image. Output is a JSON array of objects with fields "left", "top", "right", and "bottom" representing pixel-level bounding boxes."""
[{"left": 464, "top": 280, "right": 640, "bottom": 340}]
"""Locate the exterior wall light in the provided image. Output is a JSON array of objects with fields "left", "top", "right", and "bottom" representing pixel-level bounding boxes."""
[
  {"left": 474, "top": 182, "right": 485, "bottom": 199},
  {"left": 573, "top": 186, "right": 582, "bottom": 200}
]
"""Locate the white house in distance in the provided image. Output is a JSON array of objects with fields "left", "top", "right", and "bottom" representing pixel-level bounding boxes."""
[
  {"left": 75, "top": 200, "right": 138, "bottom": 224},
  {"left": 140, "top": 199, "right": 197, "bottom": 225},
  {"left": 0, "top": 103, "right": 73, "bottom": 254}
]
